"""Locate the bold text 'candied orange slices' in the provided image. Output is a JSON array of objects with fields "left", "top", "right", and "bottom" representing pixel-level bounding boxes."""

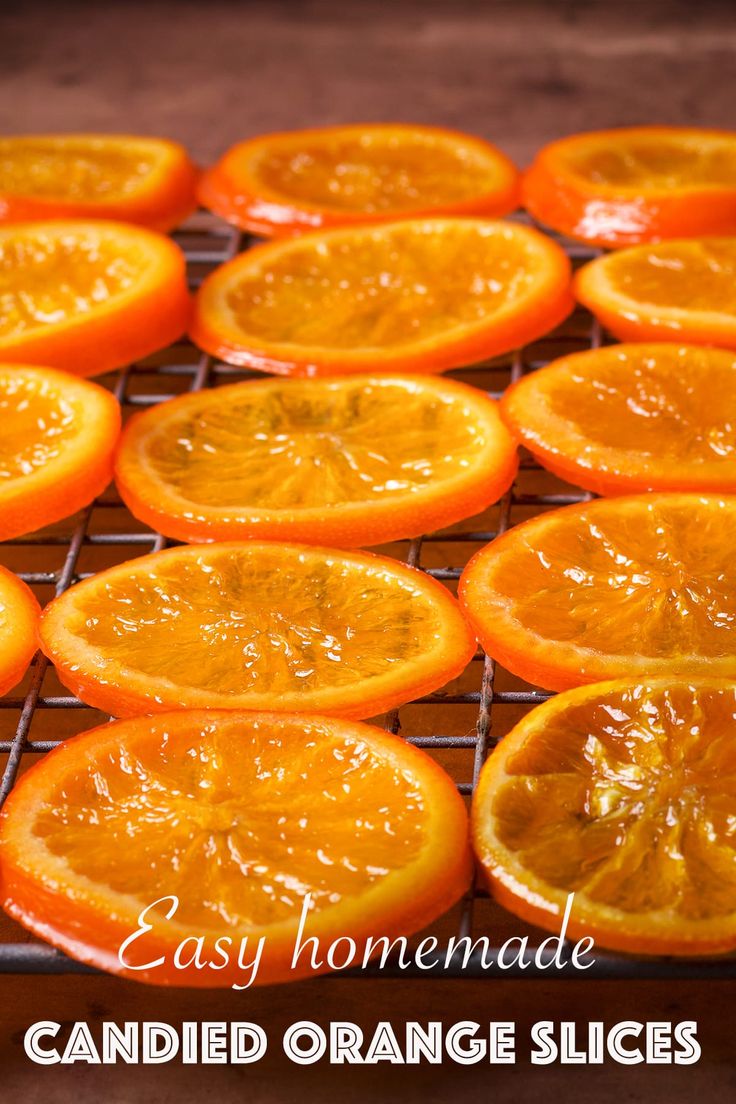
[
  {"left": 115, "top": 374, "right": 518, "bottom": 547},
  {"left": 0, "top": 364, "right": 121, "bottom": 539},
  {"left": 0, "top": 134, "right": 198, "bottom": 231},
  {"left": 0, "top": 220, "right": 190, "bottom": 378},
  {"left": 459, "top": 493, "right": 736, "bottom": 691},
  {"left": 190, "top": 218, "right": 573, "bottom": 376},
  {"left": 39, "top": 541, "right": 475, "bottom": 718},
  {"left": 524, "top": 126, "right": 736, "bottom": 247},
  {"left": 575, "top": 237, "right": 736, "bottom": 349},
  {"left": 0, "top": 567, "right": 39, "bottom": 696},
  {"left": 0, "top": 710, "right": 472, "bottom": 985},
  {"left": 501, "top": 344, "right": 736, "bottom": 496},
  {"left": 198, "top": 123, "right": 520, "bottom": 236},
  {"left": 473, "top": 678, "right": 736, "bottom": 956}
]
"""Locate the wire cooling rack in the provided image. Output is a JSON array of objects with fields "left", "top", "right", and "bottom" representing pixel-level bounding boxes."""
[{"left": 1, "top": 212, "right": 735, "bottom": 983}]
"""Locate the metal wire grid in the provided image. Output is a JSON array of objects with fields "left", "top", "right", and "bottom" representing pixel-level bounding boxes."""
[{"left": 1, "top": 214, "right": 735, "bottom": 983}]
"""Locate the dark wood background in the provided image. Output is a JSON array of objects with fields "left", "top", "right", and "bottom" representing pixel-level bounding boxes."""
[
  {"left": 0, "top": 2, "right": 735, "bottom": 1101},
  {"left": 2, "top": 0, "right": 735, "bottom": 165}
]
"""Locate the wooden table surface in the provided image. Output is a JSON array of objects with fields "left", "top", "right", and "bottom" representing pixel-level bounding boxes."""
[{"left": 1, "top": 2, "right": 735, "bottom": 1101}]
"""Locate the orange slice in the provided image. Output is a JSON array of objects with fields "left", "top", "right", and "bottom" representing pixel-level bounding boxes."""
[
  {"left": 0, "top": 710, "right": 471, "bottom": 985},
  {"left": 0, "top": 364, "right": 121, "bottom": 539},
  {"left": 524, "top": 127, "right": 736, "bottom": 247},
  {"left": 473, "top": 678, "right": 736, "bottom": 955},
  {"left": 0, "top": 567, "right": 40, "bottom": 696},
  {"left": 501, "top": 344, "right": 736, "bottom": 496},
  {"left": 575, "top": 237, "right": 736, "bottom": 348},
  {"left": 199, "top": 123, "right": 520, "bottom": 236},
  {"left": 114, "top": 374, "right": 518, "bottom": 547},
  {"left": 459, "top": 493, "right": 736, "bottom": 691},
  {"left": 190, "top": 218, "right": 573, "bottom": 376},
  {"left": 0, "top": 220, "right": 190, "bottom": 378},
  {"left": 39, "top": 541, "right": 475, "bottom": 718},
  {"left": 0, "top": 134, "right": 198, "bottom": 231}
]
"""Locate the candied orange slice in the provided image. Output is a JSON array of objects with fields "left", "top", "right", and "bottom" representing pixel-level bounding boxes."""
[
  {"left": 0, "top": 566, "right": 39, "bottom": 696},
  {"left": 524, "top": 127, "right": 736, "bottom": 247},
  {"left": 0, "top": 364, "right": 121, "bottom": 539},
  {"left": 474, "top": 678, "right": 736, "bottom": 955},
  {"left": 0, "top": 710, "right": 471, "bottom": 985},
  {"left": 0, "top": 134, "right": 198, "bottom": 231},
  {"left": 459, "top": 494, "right": 736, "bottom": 691},
  {"left": 39, "top": 541, "right": 475, "bottom": 717},
  {"left": 191, "top": 218, "right": 572, "bottom": 376},
  {"left": 501, "top": 344, "right": 736, "bottom": 496},
  {"left": 0, "top": 220, "right": 189, "bottom": 378},
  {"left": 575, "top": 237, "right": 736, "bottom": 348},
  {"left": 115, "top": 374, "right": 518, "bottom": 547},
  {"left": 199, "top": 124, "right": 520, "bottom": 236}
]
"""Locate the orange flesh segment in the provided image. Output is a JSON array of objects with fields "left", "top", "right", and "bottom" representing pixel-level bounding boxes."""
[
  {"left": 574, "top": 238, "right": 736, "bottom": 347},
  {"left": 131, "top": 378, "right": 504, "bottom": 507},
  {"left": 76, "top": 555, "right": 440, "bottom": 690},
  {"left": 115, "top": 374, "right": 517, "bottom": 545},
  {"left": 0, "top": 567, "right": 39, "bottom": 696},
  {"left": 0, "top": 229, "right": 141, "bottom": 342},
  {"left": 192, "top": 218, "right": 572, "bottom": 373},
  {"left": 524, "top": 129, "right": 736, "bottom": 248},
  {"left": 602, "top": 239, "right": 736, "bottom": 312},
  {"left": 0, "top": 136, "right": 197, "bottom": 231},
  {"left": 460, "top": 494, "right": 736, "bottom": 690},
  {"left": 39, "top": 542, "right": 474, "bottom": 716},
  {"left": 473, "top": 679, "right": 736, "bottom": 952},
  {"left": 563, "top": 132, "right": 736, "bottom": 191},
  {"left": 35, "top": 719, "right": 425, "bottom": 927},
  {"left": 0, "top": 364, "right": 121, "bottom": 540},
  {"left": 501, "top": 344, "right": 736, "bottom": 493},
  {"left": 0, "top": 138, "right": 159, "bottom": 202},
  {"left": 248, "top": 129, "right": 514, "bottom": 213},
  {"left": 227, "top": 224, "right": 547, "bottom": 347},
  {"left": 0, "top": 372, "right": 79, "bottom": 477},
  {"left": 0, "top": 221, "right": 189, "bottom": 378},
  {"left": 0, "top": 711, "right": 471, "bottom": 983}
]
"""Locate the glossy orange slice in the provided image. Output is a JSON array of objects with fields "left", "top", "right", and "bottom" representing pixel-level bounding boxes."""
[
  {"left": 199, "top": 123, "right": 520, "bottom": 236},
  {"left": 115, "top": 374, "right": 518, "bottom": 547},
  {"left": 0, "top": 134, "right": 198, "bottom": 231},
  {"left": 524, "top": 126, "right": 736, "bottom": 247},
  {"left": 0, "top": 364, "right": 121, "bottom": 539},
  {"left": 0, "top": 220, "right": 190, "bottom": 378},
  {"left": 190, "top": 218, "right": 573, "bottom": 376},
  {"left": 0, "top": 567, "right": 39, "bottom": 696},
  {"left": 39, "top": 541, "right": 475, "bottom": 718},
  {"left": 0, "top": 710, "right": 471, "bottom": 985},
  {"left": 575, "top": 237, "right": 736, "bottom": 348},
  {"left": 473, "top": 678, "right": 736, "bottom": 955},
  {"left": 459, "top": 494, "right": 736, "bottom": 691},
  {"left": 501, "top": 344, "right": 736, "bottom": 496}
]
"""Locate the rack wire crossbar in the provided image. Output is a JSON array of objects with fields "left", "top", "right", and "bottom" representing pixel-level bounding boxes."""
[{"left": 2, "top": 214, "right": 734, "bottom": 982}]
